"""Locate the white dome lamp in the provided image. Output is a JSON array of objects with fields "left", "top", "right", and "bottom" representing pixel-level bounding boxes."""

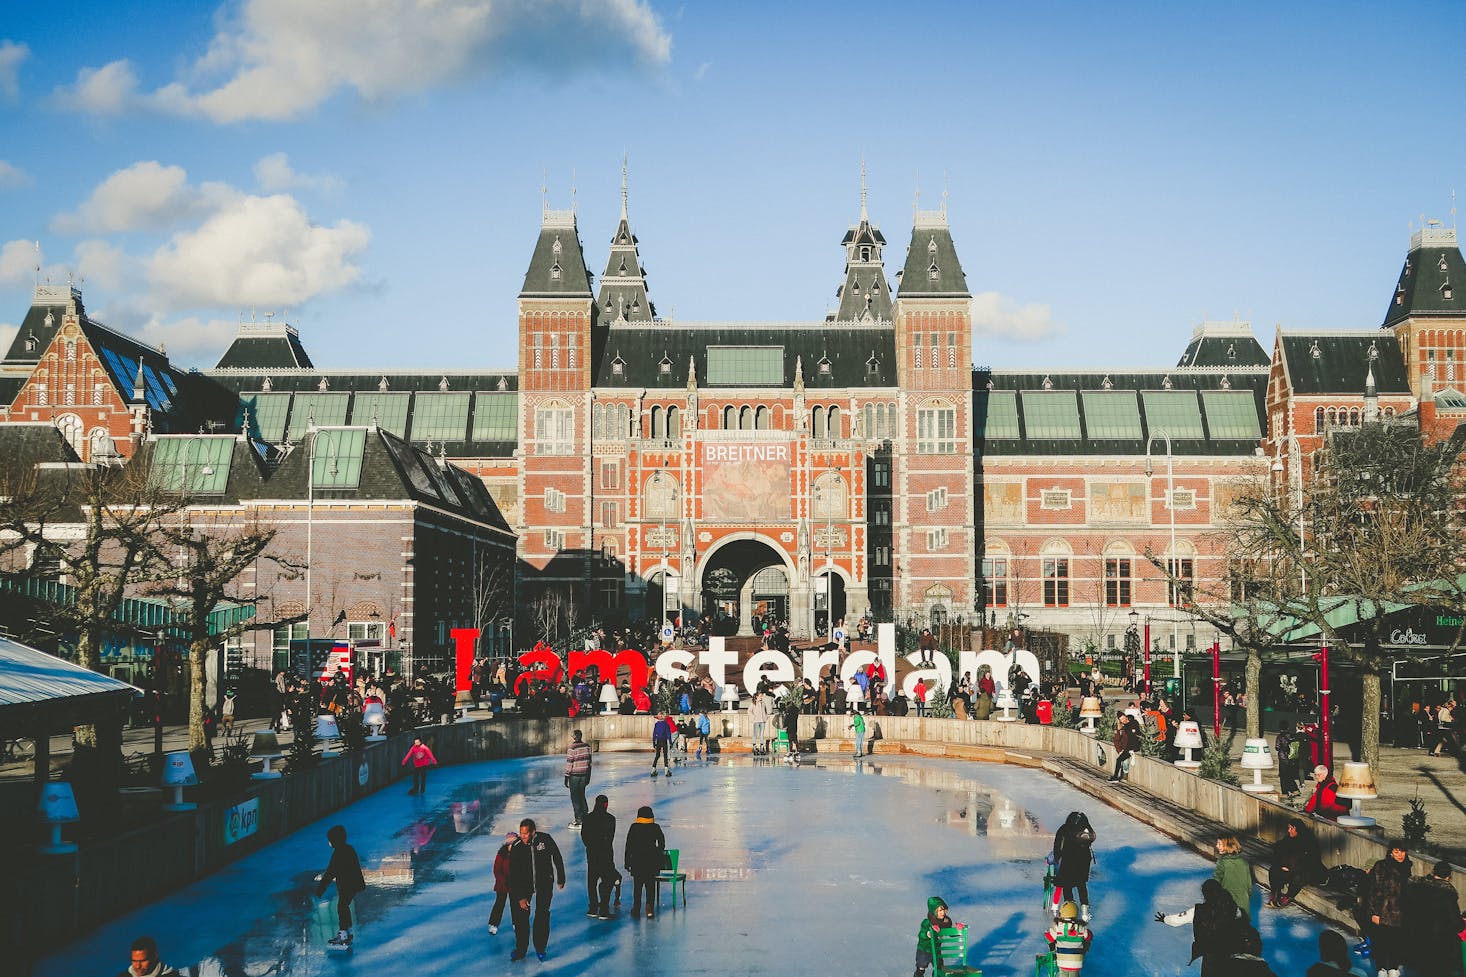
[
  {"left": 1238, "top": 738, "right": 1275, "bottom": 794},
  {"left": 1173, "top": 721, "right": 1204, "bottom": 770},
  {"left": 160, "top": 751, "right": 199, "bottom": 812},
  {"left": 362, "top": 701, "right": 388, "bottom": 742},
  {"left": 314, "top": 713, "right": 342, "bottom": 759},
  {"left": 599, "top": 683, "right": 620, "bottom": 715},
  {"left": 993, "top": 688, "right": 1020, "bottom": 722},
  {"left": 1335, "top": 762, "right": 1379, "bottom": 828},
  {"left": 37, "top": 781, "right": 80, "bottom": 855},
  {"left": 721, "top": 683, "right": 740, "bottom": 712},
  {"left": 249, "top": 731, "right": 284, "bottom": 780},
  {"left": 1078, "top": 696, "right": 1103, "bottom": 736}
]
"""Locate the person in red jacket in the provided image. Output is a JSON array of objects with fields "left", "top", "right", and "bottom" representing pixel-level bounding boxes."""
[
  {"left": 487, "top": 831, "right": 516, "bottom": 935},
  {"left": 1303, "top": 764, "right": 1348, "bottom": 820},
  {"left": 402, "top": 736, "right": 438, "bottom": 795}
]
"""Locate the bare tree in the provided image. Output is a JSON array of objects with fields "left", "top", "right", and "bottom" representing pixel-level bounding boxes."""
[{"left": 469, "top": 548, "right": 514, "bottom": 655}]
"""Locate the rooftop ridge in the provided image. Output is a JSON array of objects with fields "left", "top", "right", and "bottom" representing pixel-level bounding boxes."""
[
  {"left": 1189, "top": 320, "right": 1256, "bottom": 339},
  {"left": 1276, "top": 327, "right": 1395, "bottom": 338},
  {"left": 606, "top": 319, "right": 894, "bottom": 331},
  {"left": 204, "top": 367, "right": 519, "bottom": 377},
  {"left": 1411, "top": 225, "right": 1458, "bottom": 251},
  {"left": 985, "top": 365, "right": 1267, "bottom": 377},
  {"left": 913, "top": 207, "right": 948, "bottom": 229}
]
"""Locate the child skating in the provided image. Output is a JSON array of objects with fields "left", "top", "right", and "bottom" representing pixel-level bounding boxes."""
[
  {"left": 316, "top": 825, "right": 365, "bottom": 949},
  {"left": 914, "top": 895, "right": 973, "bottom": 976},
  {"left": 1044, "top": 901, "right": 1093, "bottom": 974}
]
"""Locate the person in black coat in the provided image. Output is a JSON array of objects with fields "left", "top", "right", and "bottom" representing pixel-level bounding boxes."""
[
  {"left": 506, "top": 818, "right": 566, "bottom": 962},
  {"left": 1051, "top": 811, "right": 1097, "bottom": 919},
  {"left": 1404, "top": 860, "right": 1465, "bottom": 977},
  {"left": 623, "top": 804, "right": 667, "bottom": 918},
  {"left": 581, "top": 794, "right": 620, "bottom": 918},
  {"left": 316, "top": 825, "right": 365, "bottom": 946},
  {"left": 1156, "top": 878, "right": 1246, "bottom": 977},
  {"left": 1267, "top": 818, "right": 1322, "bottom": 907}
]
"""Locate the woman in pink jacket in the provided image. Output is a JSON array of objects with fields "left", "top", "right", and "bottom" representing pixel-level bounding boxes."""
[{"left": 402, "top": 736, "right": 438, "bottom": 795}]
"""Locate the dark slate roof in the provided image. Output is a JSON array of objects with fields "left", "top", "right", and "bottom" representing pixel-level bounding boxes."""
[
  {"left": 257, "top": 427, "right": 514, "bottom": 533},
  {"left": 519, "top": 212, "right": 593, "bottom": 298},
  {"left": 593, "top": 322, "right": 898, "bottom": 389},
  {"left": 975, "top": 367, "right": 1269, "bottom": 456},
  {"left": 214, "top": 324, "right": 314, "bottom": 370},
  {"left": 1382, "top": 227, "right": 1465, "bottom": 327},
  {"left": 595, "top": 213, "right": 656, "bottom": 323},
  {"left": 1277, "top": 332, "right": 1411, "bottom": 396},
  {"left": 834, "top": 214, "right": 894, "bottom": 322},
  {"left": 1176, "top": 323, "right": 1271, "bottom": 368},
  {"left": 2, "top": 285, "right": 87, "bottom": 367},
  {"left": 896, "top": 215, "right": 970, "bottom": 298},
  {"left": 0, "top": 375, "right": 23, "bottom": 407},
  {"left": 0, "top": 423, "right": 81, "bottom": 466},
  {"left": 76, "top": 321, "right": 234, "bottom": 435}
]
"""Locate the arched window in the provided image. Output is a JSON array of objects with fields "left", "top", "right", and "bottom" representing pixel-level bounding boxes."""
[
  {"left": 651, "top": 405, "right": 664, "bottom": 440},
  {"left": 55, "top": 413, "right": 84, "bottom": 457},
  {"left": 740, "top": 405, "right": 754, "bottom": 430},
  {"left": 723, "top": 406, "right": 735, "bottom": 430},
  {"left": 1314, "top": 407, "right": 1325, "bottom": 432},
  {"left": 755, "top": 405, "right": 770, "bottom": 430},
  {"left": 1041, "top": 540, "right": 1072, "bottom": 608},
  {"left": 1326, "top": 408, "right": 1337, "bottom": 428},
  {"left": 616, "top": 404, "right": 630, "bottom": 438},
  {"left": 643, "top": 472, "right": 679, "bottom": 519},
  {"left": 828, "top": 406, "right": 842, "bottom": 439},
  {"left": 812, "top": 405, "right": 826, "bottom": 439},
  {"left": 863, "top": 403, "right": 875, "bottom": 439},
  {"left": 667, "top": 406, "right": 680, "bottom": 439},
  {"left": 88, "top": 427, "right": 112, "bottom": 461},
  {"left": 1348, "top": 408, "right": 1360, "bottom": 427},
  {"left": 813, "top": 472, "right": 848, "bottom": 519},
  {"left": 592, "top": 403, "right": 604, "bottom": 439},
  {"left": 981, "top": 541, "right": 1010, "bottom": 609}
]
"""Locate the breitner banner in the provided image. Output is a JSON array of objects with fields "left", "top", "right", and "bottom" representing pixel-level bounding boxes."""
[{"left": 700, "top": 440, "right": 792, "bottom": 522}]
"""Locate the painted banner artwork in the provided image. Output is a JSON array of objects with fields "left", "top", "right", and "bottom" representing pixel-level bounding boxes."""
[{"left": 701, "top": 441, "right": 793, "bottom": 522}]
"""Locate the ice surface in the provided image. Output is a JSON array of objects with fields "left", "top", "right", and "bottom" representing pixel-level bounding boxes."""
[{"left": 36, "top": 753, "right": 1337, "bottom": 976}]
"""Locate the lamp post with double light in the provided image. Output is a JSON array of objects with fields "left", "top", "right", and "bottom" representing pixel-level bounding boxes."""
[{"left": 1145, "top": 430, "right": 1179, "bottom": 677}]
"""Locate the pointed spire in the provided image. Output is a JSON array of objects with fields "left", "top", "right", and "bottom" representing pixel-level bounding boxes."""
[
  {"left": 860, "top": 157, "right": 869, "bottom": 223},
  {"left": 686, "top": 355, "right": 697, "bottom": 392},
  {"left": 621, "top": 152, "right": 629, "bottom": 221}
]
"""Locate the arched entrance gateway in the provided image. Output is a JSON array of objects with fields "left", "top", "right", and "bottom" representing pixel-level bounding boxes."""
[{"left": 697, "top": 536, "right": 793, "bottom": 637}]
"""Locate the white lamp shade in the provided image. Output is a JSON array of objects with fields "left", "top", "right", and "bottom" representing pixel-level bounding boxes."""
[
  {"left": 1173, "top": 721, "right": 1204, "bottom": 750},
  {"left": 362, "top": 702, "right": 388, "bottom": 727},
  {"left": 38, "top": 782, "right": 80, "bottom": 824},
  {"left": 161, "top": 751, "right": 199, "bottom": 787},
  {"left": 599, "top": 684, "right": 620, "bottom": 705},
  {"left": 1239, "top": 738, "right": 1273, "bottom": 770},
  {"left": 314, "top": 713, "right": 341, "bottom": 740},
  {"left": 1336, "top": 761, "right": 1378, "bottom": 800},
  {"left": 249, "top": 731, "right": 283, "bottom": 759},
  {"left": 1079, "top": 696, "right": 1103, "bottom": 719},
  {"left": 721, "top": 684, "right": 740, "bottom": 703}
]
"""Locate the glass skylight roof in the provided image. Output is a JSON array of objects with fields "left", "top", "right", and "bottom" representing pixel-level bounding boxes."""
[
  {"left": 707, "top": 346, "right": 783, "bottom": 386},
  {"left": 349, "top": 392, "right": 410, "bottom": 437},
  {"left": 285, "top": 393, "right": 349, "bottom": 441},
  {"left": 1142, "top": 391, "right": 1205, "bottom": 439},
  {"left": 309, "top": 428, "right": 366, "bottom": 489},
  {"left": 149, "top": 436, "right": 235, "bottom": 495},
  {"left": 1021, "top": 391, "right": 1082, "bottom": 439},
  {"left": 410, "top": 392, "right": 471, "bottom": 442},
  {"left": 240, "top": 392, "right": 291, "bottom": 442},
  {"left": 1200, "top": 390, "right": 1262, "bottom": 439},
  {"left": 979, "top": 390, "right": 1020, "bottom": 439},
  {"left": 1081, "top": 391, "right": 1143, "bottom": 439},
  {"left": 472, "top": 392, "right": 518, "bottom": 441}
]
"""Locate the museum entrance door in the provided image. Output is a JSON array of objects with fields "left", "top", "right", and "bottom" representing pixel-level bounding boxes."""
[{"left": 700, "top": 538, "right": 789, "bottom": 637}]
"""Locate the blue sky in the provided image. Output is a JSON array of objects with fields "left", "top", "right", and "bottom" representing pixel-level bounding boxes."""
[{"left": 0, "top": 1, "right": 1462, "bottom": 371}]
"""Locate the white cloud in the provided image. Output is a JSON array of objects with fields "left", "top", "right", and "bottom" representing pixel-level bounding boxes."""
[
  {"left": 253, "top": 152, "right": 340, "bottom": 193},
  {"left": 73, "top": 240, "right": 134, "bottom": 292},
  {"left": 694, "top": 61, "right": 711, "bottom": 81},
  {"left": 146, "top": 192, "right": 370, "bottom": 309},
  {"left": 52, "top": 58, "right": 142, "bottom": 114},
  {"left": 134, "top": 315, "right": 239, "bottom": 361},
  {"left": 0, "top": 160, "right": 30, "bottom": 189},
  {"left": 0, "top": 238, "right": 39, "bottom": 286},
  {"left": 57, "top": 0, "right": 672, "bottom": 122},
  {"left": 970, "top": 291, "right": 1062, "bottom": 342},
  {"left": 0, "top": 40, "right": 28, "bottom": 100},
  {"left": 53, "top": 161, "right": 233, "bottom": 234}
]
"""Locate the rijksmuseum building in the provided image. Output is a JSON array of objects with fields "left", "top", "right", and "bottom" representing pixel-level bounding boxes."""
[{"left": 2, "top": 178, "right": 1463, "bottom": 669}]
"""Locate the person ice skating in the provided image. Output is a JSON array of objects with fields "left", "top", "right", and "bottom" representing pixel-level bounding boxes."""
[
  {"left": 507, "top": 818, "right": 566, "bottom": 962},
  {"left": 1403, "top": 860, "right": 1465, "bottom": 977},
  {"left": 695, "top": 710, "right": 711, "bottom": 759},
  {"left": 1303, "top": 764, "right": 1348, "bottom": 820},
  {"left": 118, "top": 935, "right": 179, "bottom": 977},
  {"left": 1213, "top": 834, "right": 1253, "bottom": 920},
  {"left": 401, "top": 736, "right": 437, "bottom": 795},
  {"left": 316, "top": 825, "right": 365, "bottom": 948},
  {"left": 913, "top": 895, "right": 964, "bottom": 976},
  {"left": 1045, "top": 901, "right": 1093, "bottom": 973},
  {"left": 582, "top": 795, "right": 621, "bottom": 919},
  {"left": 624, "top": 804, "right": 667, "bottom": 919},
  {"left": 1155, "top": 878, "right": 1246, "bottom": 977},
  {"left": 1267, "top": 818, "right": 1322, "bottom": 907},
  {"left": 1305, "top": 929, "right": 1370, "bottom": 976},
  {"left": 1360, "top": 841, "right": 1412, "bottom": 977},
  {"left": 783, "top": 699, "right": 802, "bottom": 761},
  {"left": 850, "top": 709, "right": 866, "bottom": 757},
  {"left": 488, "top": 831, "right": 516, "bottom": 934},
  {"left": 750, "top": 691, "right": 770, "bottom": 755},
  {"left": 651, "top": 715, "right": 673, "bottom": 776},
  {"left": 914, "top": 678, "right": 928, "bottom": 718},
  {"left": 1051, "top": 811, "right": 1097, "bottom": 921},
  {"left": 564, "top": 729, "right": 592, "bottom": 827}
]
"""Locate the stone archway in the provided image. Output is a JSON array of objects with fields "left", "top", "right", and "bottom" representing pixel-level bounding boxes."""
[{"left": 696, "top": 535, "right": 794, "bottom": 637}]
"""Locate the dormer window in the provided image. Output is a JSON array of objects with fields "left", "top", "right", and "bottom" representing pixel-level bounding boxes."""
[
  {"left": 1226, "top": 342, "right": 1236, "bottom": 360},
  {"left": 1395, "top": 285, "right": 1405, "bottom": 306},
  {"left": 1162, "top": 376, "right": 1173, "bottom": 390},
  {"left": 619, "top": 257, "right": 628, "bottom": 275},
  {"left": 1444, "top": 281, "right": 1455, "bottom": 301},
  {"left": 1220, "top": 376, "right": 1232, "bottom": 390},
  {"left": 1100, "top": 375, "right": 1113, "bottom": 390},
  {"left": 865, "top": 353, "right": 879, "bottom": 377},
  {"left": 261, "top": 377, "right": 272, "bottom": 391},
  {"left": 604, "top": 300, "right": 613, "bottom": 313},
  {"left": 1041, "top": 375, "right": 1054, "bottom": 390},
  {"left": 552, "top": 236, "right": 563, "bottom": 256},
  {"left": 1310, "top": 341, "right": 1322, "bottom": 359},
  {"left": 550, "top": 262, "right": 562, "bottom": 281},
  {"left": 317, "top": 377, "right": 329, "bottom": 391},
  {"left": 378, "top": 376, "right": 389, "bottom": 391},
  {"left": 817, "top": 355, "right": 832, "bottom": 376},
  {"left": 1368, "top": 341, "right": 1379, "bottom": 361},
  {"left": 928, "top": 263, "right": 939, "bottom": 282},
  {"left": 860, "top": 246, "right": 870, "bottom": 262},
  {"left": 24, "top": 333, "right": 36, "bottom": 351},
  {"left": 1404, "top": 258, "right": 1412, "bottom": 276},
  {"left": 659, "top": 354, "right": 672, "bottom": 376},
  {"left": 439, "top": 376, "right": 450, "bottom": 391},
  {"left": 927, "top": 236, "right": 937, "bottom": 254},
  {"left": 611, "top": 354, "right": 626, "bottom": 376},
  {"left": 1440, "top": 254, "right": 1450, "bottom": 272}
]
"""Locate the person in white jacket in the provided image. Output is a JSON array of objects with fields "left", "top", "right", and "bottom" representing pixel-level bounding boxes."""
[
  {"left": 847, "top": 676, "right": 866, "bottom": 714},
  {"left": 749, "top": 692, "right": 771, "bottom": 756}
]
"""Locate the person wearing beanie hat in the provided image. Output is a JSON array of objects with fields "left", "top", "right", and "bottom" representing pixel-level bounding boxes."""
[
  {"left": 1403, "top": 859, "right": 1464, "bottom": 977},
  {"left": 623, "top": 805, "right": 666, "bottom": 919},
  {"left": 581, "top": 795, "right": 620, "bottom": 919},
  {"left": 1046, "top": 901, "right": 1093, "bottom": 973},
  {"left": 487, "top": 831, "right": 517, "bottom": 935},
  {"left": 651, "top": 715, "right": 673, "bottom": 777}
]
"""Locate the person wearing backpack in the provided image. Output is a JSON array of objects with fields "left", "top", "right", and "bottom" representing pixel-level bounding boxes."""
[{"left": 1274, "top": 727, "right": 1299, "bottom": 798}]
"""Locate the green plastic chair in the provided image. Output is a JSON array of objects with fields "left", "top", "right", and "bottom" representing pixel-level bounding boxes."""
[
  {"left": 773, "top": 729, "right": 790, "bottom": 756},
  {"left": 932, "top": 926, "right": 981, "bottom": 976},
  {"left": 656, "top": 848, "right": 688, "bottom": 909},
  {"left": 1032, "top": 951, "right": 1058, "bottom": 977}
]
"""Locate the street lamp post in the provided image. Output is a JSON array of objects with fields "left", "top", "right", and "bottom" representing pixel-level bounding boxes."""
[
  {"left": 1270, "top": 435, "right": 1307, "bottom": 594},
  {"left": 1314, "top": 644, "right": 1333, "bottom": 769},
  {"left": 1146, "top": 431, "right": 1179, "bottom": 677}
]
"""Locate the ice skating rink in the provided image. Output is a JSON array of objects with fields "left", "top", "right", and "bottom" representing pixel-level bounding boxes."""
[{"left": 37, "top": 752, "right": 1337, "bottom": 976}]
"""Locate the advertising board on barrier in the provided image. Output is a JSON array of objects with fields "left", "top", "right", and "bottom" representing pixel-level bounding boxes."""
[{"left": 223, "top": 796, "right": 260, "bottom": 846}]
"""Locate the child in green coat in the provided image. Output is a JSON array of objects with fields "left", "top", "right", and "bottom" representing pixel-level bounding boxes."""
[{"left": 915, "top": 895, "right": 965, "bottom": 976}]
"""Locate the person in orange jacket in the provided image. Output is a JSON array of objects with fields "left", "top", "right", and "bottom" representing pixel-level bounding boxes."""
[
  {"left": 1303, "top": 765, "right": 1348, "bottom": 820},
  {"left": 402, "top": 736, "right": 438, "bottom": 795}
]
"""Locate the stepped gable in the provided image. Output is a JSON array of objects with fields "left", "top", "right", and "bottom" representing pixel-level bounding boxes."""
[
  {"left": 1176, "top": 321, "right": 1270, "bottom": 368},
  {"left": 833, "top": 172, "right": 894, "bottom": 322},
  {"left": 520, "top": 204, "right": 592, "bottom": 299},
  {"left": 975, "top": 367, "right": 1268, "bottom": 455},
  {"left": 593, "top": 322, "right": 897, "bottom": 390},
  {"left": 896, "top": 206, "right": 970, "bottom": 299},
  {"left": 1383, "top": 225, "right": 1465, "bottom": 327},
  {"left": 594, "top": 163, "right": 656, "bottom": 324},
  {"left": 215, "top": 319, "right": 314, "bottom": 370},
  {"left": 2, "top": 284, "right": 87, "bottom": 367},
  {"left": 1277, "top": 331, "right": 1411, "bottom": 396}
]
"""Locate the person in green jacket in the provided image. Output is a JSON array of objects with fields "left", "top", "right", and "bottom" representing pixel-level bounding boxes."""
[
  {"left": 1213, "top": 834, "right": 1253, "bottom": 920},
  {"left": 915, "top": 895, "right": 964, "bottom": 976},
  {"left": 850, "top": 710, "right": 866, "bottom": 757}
]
